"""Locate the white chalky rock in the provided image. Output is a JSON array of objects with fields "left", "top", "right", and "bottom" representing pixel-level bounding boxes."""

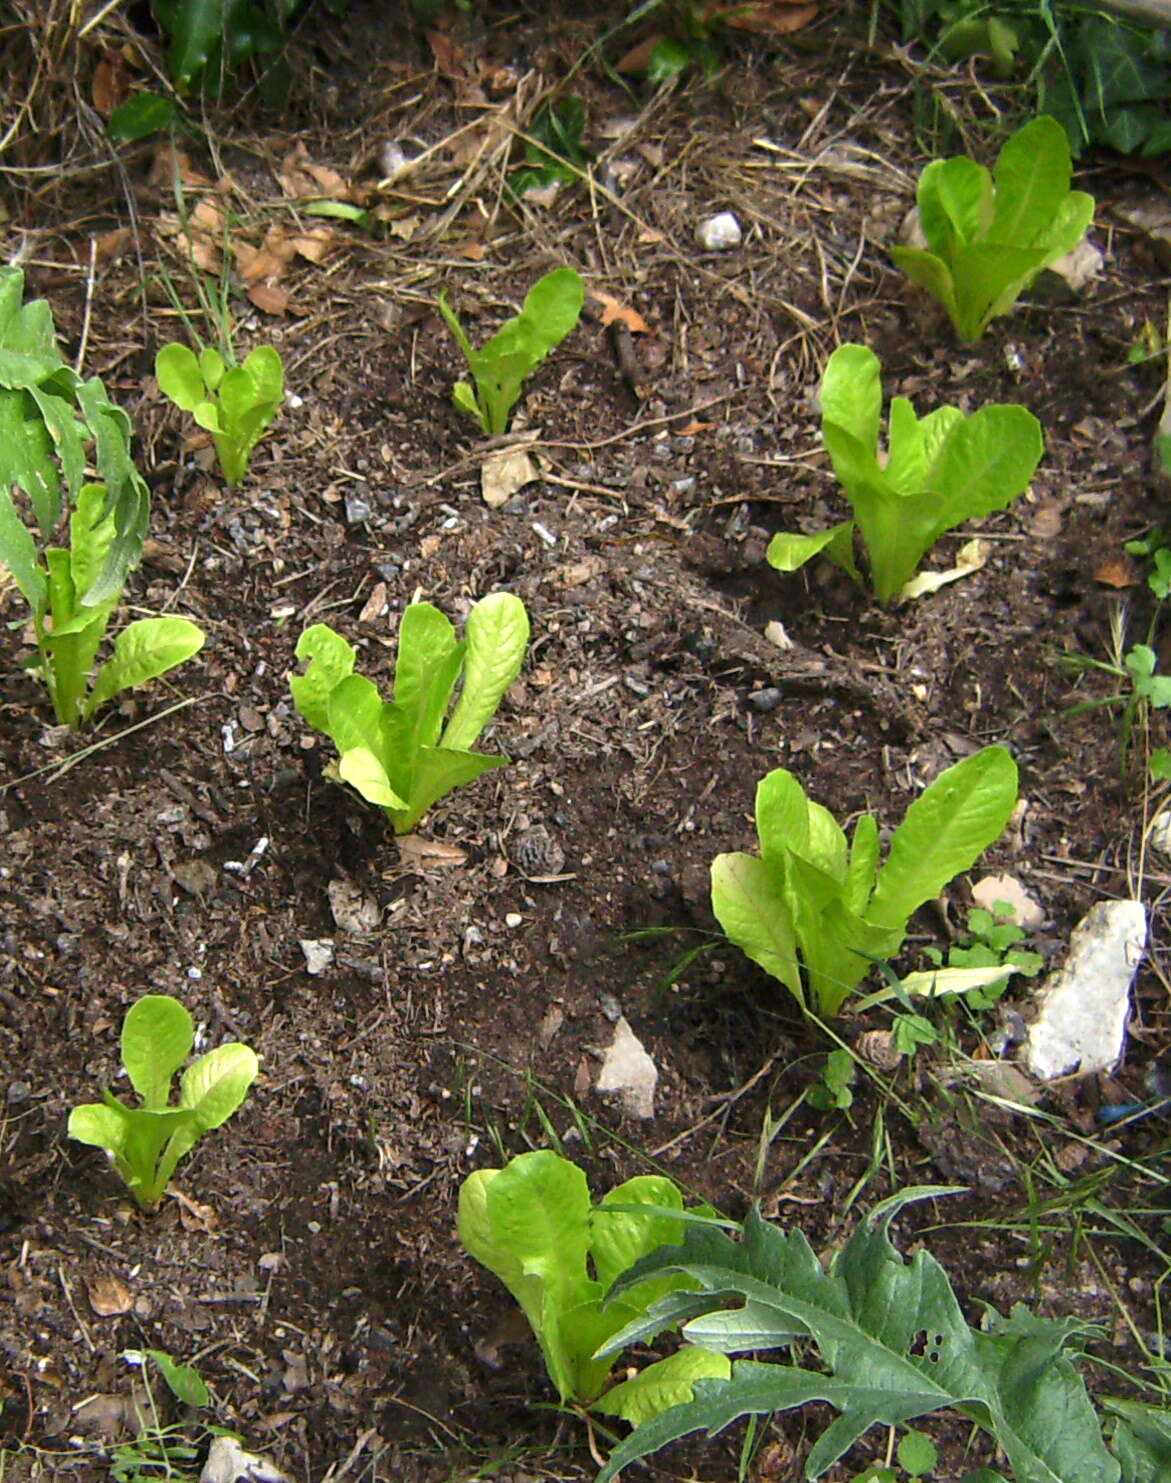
[
  {"left": 596, "top": 1016, "right": 658, "bottom": 1119},
  {"left": 1022, "top": 899, "right": 1147, "bottom": 1080},
  {"left": 1149, "top": 809, "right": 1171, "bottom": 855},
  {"left": 695, "top": 212, "right": 742, "bottom": 251}
]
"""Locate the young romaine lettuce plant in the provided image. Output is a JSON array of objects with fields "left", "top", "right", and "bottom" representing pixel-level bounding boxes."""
[
  {"left": 438, "top": 267, "right": 584, "bottom": 435},
  {"left": 0, "top": 267, "right": 201, "bottom": 726},
  {"left": 593, "top": 1188, "right": 1145, "bottom": 1483},
  {"left": 155, "top": 342, "right": 284, "bottom": 486},
  {"left": 68, "top": 994, "right": 259, "bottom": 1212},
  {"left": 458, "top": 1148, "right": 729, "bottom": 1416},
  {"left": 711, "top": 746, "right": 1018, "bottom": 1015},
  {"left": 291, "top": 592, "right": 529, "bottom": 835},
  {"left": 889, "top": 115, "right": 1095, "bottom": 344},
  {"left": 25, "top": 481, "right": 205, "bottom": 729},
  {"left": 767, "top": 344, "right": 1043, "bottom": 604}
]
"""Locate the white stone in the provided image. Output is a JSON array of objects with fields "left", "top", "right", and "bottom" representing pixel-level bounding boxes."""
[
  {"left": 201, "top": 1436, "right": 291, "bottom": 1483},
  {"left": 695, "top": 212, "right": 742, "bottom": 251},
  {"left": 1022, "top": 900, "right": 1146, "bottom": 1080},
  {"left": 1150, "top": 809, "right": 1171, "bottom": 855},
  {"left": 299, "top": 938, "right": 334, "bottom": 976},
  {"left": 596, "top": 1016, "right": 658, "bottom": 1118}
]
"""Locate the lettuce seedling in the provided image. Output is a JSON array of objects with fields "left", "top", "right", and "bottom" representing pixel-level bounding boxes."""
[
  {"left": 291, "top": 592, "right": 529, "bottom": 835},
  {"left": 767, "top": 344, "right": 1043, "bottom": 604},
  {"left": 711, "top": 746, "right": 1018, "bottom": 1015},
  {"left": 155, "top": 342, "right": 284, "bottom": 486},
  {"left": 438, "top": 267, "right": 584, "bottom": 435},
  {"left": 458, "top": 1148, "right": 729, "bottom": 1415},
  {"left": 26, "top": 481, "right": 204, "bottom": 728},
  {"left": 68, "top": 994, "right": 258, "bottom": 1212},
  {"left": 0, "top": 268, "right": 201, "bottom": 726},
  {"left": 889, "top": 115, "right": 1094, "bottom": 343}
]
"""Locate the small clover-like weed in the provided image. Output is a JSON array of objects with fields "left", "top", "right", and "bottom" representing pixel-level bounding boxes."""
[
  {"left": 808, "top": 1047, "right": 856, "bottom": 1111},
  {"left": 925, "top": 901, "right": 1044, "bottom": 1010}
]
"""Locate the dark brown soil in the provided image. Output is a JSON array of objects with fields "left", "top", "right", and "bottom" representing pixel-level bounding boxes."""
[{"left": 2, "top": 7, "right": 1170, "bottom": 1481}]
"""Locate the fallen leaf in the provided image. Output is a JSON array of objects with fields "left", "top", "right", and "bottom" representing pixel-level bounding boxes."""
[
  {"left": 451, "top": 239, "right": 488, "bottom": 259},
  {"left": 615, "top": 33, "right": 663, "bottom": 73},
  {"left": 1029, "top": 499, "right": 1064, "bottom": 539},
  {"left": 87, "top": 1273, "right": 133, "bottom": 1317},
  {"left": 91, "top": 57, "right": 125, "bottom": 117},
  {"left": 595, "top": 1016, "right": 658, "bottom": 1119},
  {"left": 247, "top": 283, "right": 289, "bottom": 316},
  {"left": 278, "top": 143, "right": 350, "bottom": 201},
  {"left": 148, "top": 143, "right": 215, "bottom": 190},
  {"left": 482, "top": 445, "right": 539, "bottom": 507},
  {"left": 359, "top": 582, "right": 388, "bottom": 624},
  {"left": 898, "top": 537, "right": 988, "bottom": 601},
  {"left": 426, "top": 26, "right": 468, "bottom": 79},
  {"left": 712, "top": 0, "right": 818, "bottom": 33},
  {"left": 394, "top": 835, "right": 468, "bottom": 868},
  {"left": 172, "top": 1188, "right": 220, "bottom": 1233},
  {"left": 1094, "top": 556, "right": 1137, "bottom": 589},
  {"left": 637, "top": 228, "right": 667, "bottom": 245},
  {"left": 676, "top": 418, "right": 714, "bottom": 435},
  {"left": 589, "top": 290, "right": 651, "bottom": 334},
  {"left": 971, "top": 873, "right": 1046, "bottom": 929}
]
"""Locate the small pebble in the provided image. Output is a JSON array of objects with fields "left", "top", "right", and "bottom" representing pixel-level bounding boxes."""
[
  {"left": 749, "top": 687, "right": 784, "bottom": 712},
  {"left": 345, "top": 490, "right": 373, "bottom": 525},
  {"left": 7, "top": 1081, "right": 31, "bottom": 1105},
  {"left": 695, "top": 211, "right": 742, "bottom": 251},
  {"left": 505, "top": 912, "right": 523, "bottom": 929}
]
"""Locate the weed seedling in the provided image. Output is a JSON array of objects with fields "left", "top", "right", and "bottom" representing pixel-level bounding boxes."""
[
  {"left": 767, "top": 344, "right": 1043, "bottom": 604},
  {"left": 69, "top": 994, "right": 259, "bottom": 1211},
  {"left": 808, "top": 1047, "right": 856, "bottom": 1111}
]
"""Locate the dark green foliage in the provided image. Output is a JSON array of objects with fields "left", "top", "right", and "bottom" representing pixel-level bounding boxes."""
[{"left": 900, "top": 0, "right": 1171, "bottom": 158}]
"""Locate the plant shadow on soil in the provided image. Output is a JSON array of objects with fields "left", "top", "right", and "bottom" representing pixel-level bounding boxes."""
[{"left": 2, "top": 3, "right": 1171, "bottom": 1479}]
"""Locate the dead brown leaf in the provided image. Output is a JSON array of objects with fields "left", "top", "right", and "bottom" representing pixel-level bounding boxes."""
[
  {"left": 676, "top": 418, "right": 715, "bottom": 435},
  {"left": 172, "top": 1188, "right": 220, "bottom": 1232},
  {"left": 711, "top": 0, "right": 818, "bottom": 33},
  {"left": 278, "top": 143, "right": 350, "bottom": 201},
  {"left": 1094, "top": 557, "right": 1137, "bottom": 589},
  {"left": 148, "top": 143, "right": 215, "bottom": 190},
  {"left": 615, "top": 34, "right": 662, "bottom": 73},
  {"left": 247, "top": 283, "right": 289, "bottom": 316},
  {"left": 87, "top": 1273, "right": 133, "bottom": 1317},
  {"left": 91, "top": 57, "right": 126, "bottom": 118},
  {"left": 589, "top": 290, "right": 651, "bottom": 335},
  {"left": 394, "top": 835, "right": 469, "bottom": 868}
]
